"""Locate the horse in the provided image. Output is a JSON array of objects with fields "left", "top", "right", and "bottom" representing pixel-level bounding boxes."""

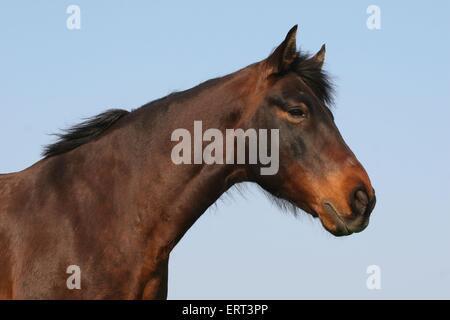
[{"left": 0, "top": 25, "right": 376, "bottom": 299}]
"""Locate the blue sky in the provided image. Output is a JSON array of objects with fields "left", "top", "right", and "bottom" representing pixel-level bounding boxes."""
[{"left": 0, "top": 1, "right": 449, "bottom": 299}]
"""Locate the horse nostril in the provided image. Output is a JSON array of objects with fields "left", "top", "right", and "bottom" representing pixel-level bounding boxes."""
[
  {"left": 351, "top": 189, "right": 369, "bottom": 216},
  {"left": 367, "top": 193, "right": 376, "bottom": 216},
  {"left": 356, "top": 190, "right": 368, "bottom": 205}
]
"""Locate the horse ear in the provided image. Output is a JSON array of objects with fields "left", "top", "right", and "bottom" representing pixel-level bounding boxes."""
[
  {"left": 311, "top": 44, "right": 326, "bottom": 69},
  {"left": 265, "top": 25, "right": 298, "bottom": 74}
]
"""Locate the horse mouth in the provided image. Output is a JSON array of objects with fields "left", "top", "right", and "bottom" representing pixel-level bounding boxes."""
[{"left": 321, "top": 202, "right": 353, "bottom": 237}]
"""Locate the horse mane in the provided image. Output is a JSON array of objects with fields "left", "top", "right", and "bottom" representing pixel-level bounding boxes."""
[
  {"left": 42, "top": 51, "right": 333, "bottom": 159},
  {"left": 42, "top": 109, "right": 130, "bottom": 158},
  {"left": 292, "top": 51, "right": 335, "bottom": 106}
]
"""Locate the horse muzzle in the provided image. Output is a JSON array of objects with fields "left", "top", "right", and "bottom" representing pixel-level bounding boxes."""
[{"left": 321, "top": 188, "right": 376, "bottom": 237}]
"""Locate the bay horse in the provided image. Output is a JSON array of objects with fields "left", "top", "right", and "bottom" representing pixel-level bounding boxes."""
[{"left": 0, "top": 25, "right": 375, "bottom": 299}]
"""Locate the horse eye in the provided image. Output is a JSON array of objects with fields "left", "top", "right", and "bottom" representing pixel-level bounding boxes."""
[{"left": 287, "top": 108, "right": 306, "bottom": 118}]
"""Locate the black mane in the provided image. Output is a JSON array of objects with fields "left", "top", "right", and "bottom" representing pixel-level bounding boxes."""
[
  {"left": 42, "top": 109, "right": 130, "bottom": 158},
  {"left": 292, "top": 51, "right": 335, "bottom": 106},
  {"left": 42, "top": 52, "right": 334, "bottom": 159}
]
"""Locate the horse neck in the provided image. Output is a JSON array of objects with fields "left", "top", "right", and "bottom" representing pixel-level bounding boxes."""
[{"left": 128, "top": 66, "right": 259, "bottom": 257}]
